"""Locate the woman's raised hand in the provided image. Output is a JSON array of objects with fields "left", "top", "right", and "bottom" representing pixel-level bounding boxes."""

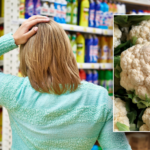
[{"left": 13, "top": 15, "right": 50, "bottom": 45}]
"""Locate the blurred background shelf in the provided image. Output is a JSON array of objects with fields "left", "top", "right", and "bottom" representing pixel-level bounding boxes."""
[
  {"left": 0, "top": 61, "right": 3, "bottom": 66},
  {"left": 0, "top": 18, "right": 4, "bottom": 24},
  {"left": 11, "top": 19, "right": 113, "bottom": 36},
  {"left": 117, "top": 0, "right": 150, "bottom": 6}
]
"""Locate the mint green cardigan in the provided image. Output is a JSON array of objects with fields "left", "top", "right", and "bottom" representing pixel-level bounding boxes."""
[{"left": 0, "top": 33, "right": 131, "bottom": 150}]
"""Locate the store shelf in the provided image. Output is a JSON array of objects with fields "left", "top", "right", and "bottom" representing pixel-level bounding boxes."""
[
  {"left": 118, "top": 0, "right": 150, "bottom": 6},
  {"left": 0, "top": 18, "right": 4, "bottom": 24},
  {"left": 12, "top": 19, "right": 113, "bottom": 36},
  {"left": 0, "top": 61, "right": 3, "bottom": 66},
  {"left": 77, "top": 63, "right": 113, "bottom": 69}
]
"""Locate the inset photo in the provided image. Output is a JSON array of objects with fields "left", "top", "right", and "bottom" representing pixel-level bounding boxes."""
[{"left": 114, "top": 15, "right": 150, "bottom": 132}]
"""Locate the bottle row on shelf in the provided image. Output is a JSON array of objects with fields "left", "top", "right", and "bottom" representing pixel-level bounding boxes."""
[
  {"left": 19, "top": 0, "right": 126, "bottom": 28},
  {"left": 67, "top": 31, "right": 113, "bottom": 63},
  {"left": 79, "top": 69, "right": 113, "bottom": 96}
]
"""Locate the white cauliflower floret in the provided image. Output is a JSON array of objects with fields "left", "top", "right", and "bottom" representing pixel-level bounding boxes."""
[
  {"left": 140, "top": 108, "right": 150, "bottom": 131},
  {"left": 128, "top": 20, "right": 150, "bottom": 44},
  {"left": 120, "top": 42, "right": 150, "bottom": 100},
  {"left": 114, "top": 97, "right": 130, "bottom": 131},
  {"left": 114, "top": 24, "right": 122, "bottom": 48}
]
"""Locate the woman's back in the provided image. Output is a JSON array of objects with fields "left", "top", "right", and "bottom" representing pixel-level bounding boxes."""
[
  {"left": 0, "top": 17, "right": 131, "bottom": 150},
  {"left": 6, "top": 75, "right": 110, "bottom": 150}
]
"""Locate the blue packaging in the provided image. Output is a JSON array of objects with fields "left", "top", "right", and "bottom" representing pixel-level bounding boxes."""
[
  {"left": 88, "top": 0, "right": 95, "bottom": 27},
  {"left": 93, "top": 36, "right": 98, "bottom": 63},
  {"left": 54, "top": 0, "right": 61, "bottom": 23},
  {"left": 85, "top": 35, "right": 93, "bottom": 63},
  {"left": 34, "top": 0, "right": 41, "bottom": 15},
  {"left": 92, "top": 70, "right": 98, "bottom": 85},
  {"left": 91, "top": 145, "right": 99, "bottom": 150},
  {"left": 94, "top": 0, "right": 100, "bottom": 28},
  {"left": 61, "top": 0, "right": 67, "bottom": 23},
  {"left": 99, "top": 0, "right": 104, "bottom": 28},
  {"left": 101, "top": 0, "right": 109, "bottom": 29},
  {"left": 25, "top": 0, "right": 34, "bottom": 19},
  {"left": 86, "top": 70, "right": 92, "bottom": 83}
]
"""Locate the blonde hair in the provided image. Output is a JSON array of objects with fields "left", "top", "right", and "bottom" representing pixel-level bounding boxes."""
[{"left": 20, "top": 20, "right": 81, "bottom": 95}]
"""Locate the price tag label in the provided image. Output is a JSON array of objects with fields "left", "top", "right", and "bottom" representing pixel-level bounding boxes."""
[
  {"left": 70, "top": 26, "right": 74, "bottom": 30},
  {"left": 102, "top": 64, "right": 106, "bottom": 69},
  {"left": 93, "top": 28, "right": 96, "bottom": 33},
  {"left": 83, "top": 27, "right": 87, "bottom": 32},
  {"left": 91, "top": 64, "right": 95, "bottom": 68},
  {"left": 80, "top": 64, "right": 83, "bottom": 68},
  {"left": 104, "top": 30, "right": 108, "bottom": 35}
]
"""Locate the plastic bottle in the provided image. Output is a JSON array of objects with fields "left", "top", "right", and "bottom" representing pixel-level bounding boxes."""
[
  {"left": 25, "top": 0, "right": 34, "bottom": 19},
  {"left": 79, "top": 69, "right": 86, "bottom": 81},
  {"left": 107, "top": 0, "right": 113, "bottom": 29},
  {"left": 92, "top": 70, "right": 98, "bottom": 85},
  {"left": 86, "top": 70, "right": 92, "bottom": 83},
  {"left": 61, "top": 0, "right": 67, "bottom": 23},
  {"left": 94, "top": 0, "right": 100, "bottom": 28},
  {"left": 41, "top": 1, "right": 53, "bottom": 16},
  {"left": 99, "top": 0, "right": 104, "bottom": 28},
  {"left": 131, "top": 10, "right": 136, "bottom": 15},
  {"left": 19, "top": 0, "right": 25, "bottom": 18},
  {"left": 66, "top": 31, "right": 71, "bottom": 41},
  {"left": 93, "top": 35, "right": 98, "bottom": 63},
  {"left": 34, "top": 0, "right": 41, "bottom": 15},
  {"left": 121, "top": 3, "right": 126, "bottom": 14},
  {"left": 54, "top": 0, "right": 61, "bottom": 23},
  {"left": 79, "top": 0, "right": 89, "bottom": 27},
  {"left": 116, "top": 2, "right": 121, "bottom": 14},
  {"left": 105, "top": 70, "right": 112, "bottom": 96},
  {"left": 138, "top": 10, "right": 144, "bottom": 14},
  {"left": 112, "top": 1, "right": 117, "bottom": 15},
  {"left": 98, "top": 70, "right": 106, "bottom": 87},
  {"left": 98, "top": 36, "right": 109, "bottom": 63},
  {"left": 66, "top": 0, "right": 72, "bottom": 24},
  {"left": 107, "top": 37, "right": 113, "bottom": 63},
  {"left": 71, "top": 0, "right": 78, "bottom": 25},
  {"left": 88, "top": 0, "right": 95, "bottom": 27},
  {"left": 85, "top": 35, "right": 93, "bottom": 63},
  {"left": 71, "top": 34, "right": 77, "bottom": 58},
  {"left": 101, "top": 0, "right": 109, "bottom": 29},
  {"left": 76, "top": 33, "right": 85, "bottom": 63}
]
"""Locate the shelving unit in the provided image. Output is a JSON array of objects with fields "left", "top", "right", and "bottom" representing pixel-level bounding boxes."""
[
  {"left": 12, "top": 19, "right": 113, "bottom": 36},
  {"left": 0, "top": 18, "right": 4, "bottom": 24},
  {"left": 117, "top": 0, "right": 150, "bottom": 6},
  {"left": 0, "top": 61, "right": 3, "bottom": 66},
  {"left": 77, "top": 63, "right": 113, "bottom": 69}
]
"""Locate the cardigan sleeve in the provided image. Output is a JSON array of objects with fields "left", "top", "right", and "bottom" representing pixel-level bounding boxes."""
[
  {"left": 0, "top": 33, "right": 18, "bottom": 56},
  {"left": 98, "top": 96, "right": 132, "bottom": 150},
  {"left": 0, "top": 33, "right": 24, "bottom": 109}
]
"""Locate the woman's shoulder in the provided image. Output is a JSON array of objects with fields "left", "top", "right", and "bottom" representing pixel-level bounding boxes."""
[{"left": 80, "top": 81, "right": 108, "bottom": 93}]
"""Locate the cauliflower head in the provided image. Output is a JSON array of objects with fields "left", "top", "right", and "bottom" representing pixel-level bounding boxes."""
[
  {"left": 140, "top": 108, "right": 150, "bottom": 131},
  {"left": 128, "top": 20, "right": 150, "bottom": 44},
  {"left": 114, "top": 24, "right": 122, "bottom": 48},
  {"left": 114, "top": 97, "right": 130, "bottom": 131},
  {"left": 120, "top": 42, "right": 150, "bottom": 100}
]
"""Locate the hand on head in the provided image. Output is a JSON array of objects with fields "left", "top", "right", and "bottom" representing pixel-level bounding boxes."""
[{"left": 13, "top": 15, "right": 50, "bottom": 45}]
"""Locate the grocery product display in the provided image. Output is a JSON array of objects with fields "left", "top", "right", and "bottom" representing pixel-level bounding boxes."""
[
  {"left": 67, "top": 31, "right": 113, "bottom": 63},
  {"left": 79, "top": 69, "right": 113, "bottom": 96},
  {"left": 114, "top": 15, "right": 150, "bottom": 132},
  {"left": 19, "top": 0, "right": 127, "bottom": 28}
]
